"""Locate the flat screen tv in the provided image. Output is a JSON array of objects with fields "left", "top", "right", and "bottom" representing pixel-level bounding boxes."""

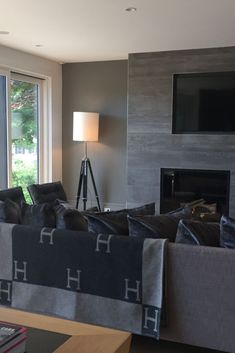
[{"left": 172, "top": 72, "right": 235, "bottom": 134}]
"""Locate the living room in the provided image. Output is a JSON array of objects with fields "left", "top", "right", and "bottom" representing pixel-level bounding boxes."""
[{"left": 0, "top": 1, "right": 235, "bottom": 352}]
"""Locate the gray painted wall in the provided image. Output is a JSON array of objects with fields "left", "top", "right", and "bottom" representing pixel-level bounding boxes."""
[
  {"left": 127, "top": 47, "right": 235, "bottom": 216},
  {"left": 62, "top": 60, "right": 127, "bottom": 209}
]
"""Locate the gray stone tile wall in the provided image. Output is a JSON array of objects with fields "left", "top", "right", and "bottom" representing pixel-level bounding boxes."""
[{"left": 127, "top": 47, "right": 235, "bottom": 216}]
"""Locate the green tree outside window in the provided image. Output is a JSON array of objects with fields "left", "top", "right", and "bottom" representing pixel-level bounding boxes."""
[{"left": 11, "top": 79, "right": 38, "bottom": 203}]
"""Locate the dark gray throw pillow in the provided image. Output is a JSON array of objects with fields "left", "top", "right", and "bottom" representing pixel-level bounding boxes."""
[
  {"left": 168, "top": 206, "right": 193, "bottom": 218},
  {"left": 21, "top": 202, "right": 56, "bottom": 228},
  {"left": 128, "top": 206, "right": 192, "bottom": 241},
  {"left": 95, "top": 202, "right": 155, "bottom": 217},
  {"left": 85, "top": 202, "right": 155, "bottom": 235},
  {"left": 126, "top": 202, "right": 155, "bottom": 216},
  {"left": 0, "top": 199, "right": 22, "bottom": 224},
  {"left": 192, "top": 212, "right": 221, "bottom": 223},
  {"left": 220, "top": 215, "right": 235, "bottom": 249},
  {"left": 175, "top": 219, "right": 220, "bottom": 246},
  {"left": 54, "top": 200, "right": 88, "bottom": 231},
  {"left": 128, "top": 214, "right": 180, "bottom": 241},
  {"left": 85, "top": 213, "right": 128, "bottom": 235}
]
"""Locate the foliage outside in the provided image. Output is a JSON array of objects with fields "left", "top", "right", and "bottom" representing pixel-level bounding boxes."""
[
  {"left": 12, "top": 160, "right": 36, "bottom": 203},
  {"left": 11, "top": 79, "right": 38, "bottom": 202}
]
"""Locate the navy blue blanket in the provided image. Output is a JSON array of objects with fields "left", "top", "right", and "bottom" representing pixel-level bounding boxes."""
[{"left": 0, "top": 223, "right": 167, "bottom": 338}]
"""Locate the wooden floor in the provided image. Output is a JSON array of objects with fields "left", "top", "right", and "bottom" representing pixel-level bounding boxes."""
[{"left": 130, "top": 335, "right": 220, "bottom": 353}]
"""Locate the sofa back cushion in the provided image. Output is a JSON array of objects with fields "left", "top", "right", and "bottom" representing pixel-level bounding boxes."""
[
  {"left": 175, "top": 219, "right": 220, "bottom": 246},
  {"left": 220, "top": 215, "right": 235, "bottom": 249},
  {"left": 0, "top": 186, "right": 25, "bottom": 205},
  {"left": 27, "top": 181, "right": 67, "bottom": 205}
]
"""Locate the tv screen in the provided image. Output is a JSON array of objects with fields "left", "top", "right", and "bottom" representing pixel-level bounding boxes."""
[{"left": 172, "top": 72, "right": 235, "bottom": 134}]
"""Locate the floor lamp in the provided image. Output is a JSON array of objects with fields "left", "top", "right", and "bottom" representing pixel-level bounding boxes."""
[{"left": 73, "top": 112, "right": 101, "bottom": 211}]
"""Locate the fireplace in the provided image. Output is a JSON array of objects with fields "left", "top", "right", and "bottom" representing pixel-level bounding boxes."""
[{"left": 160, "top": 168, "right": 230, "bottom": 215}]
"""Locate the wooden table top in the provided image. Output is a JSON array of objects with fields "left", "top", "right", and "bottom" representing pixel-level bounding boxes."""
[{"left": 0, "top": 307, "right": 131, "bottom": 353}]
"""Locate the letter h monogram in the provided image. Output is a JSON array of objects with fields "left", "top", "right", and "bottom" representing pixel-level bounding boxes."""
[
  {"left": 14, "top": 261, "right": 27, "bottom": 281},
  {"left": 143, "top": 306, "right": 159, "bottom": 333},
  {"left": 0, "top": 281, "right": 11, "bottom": 302},
  {"left": 124, "top": 279, "right": 141, "bottom": 302},
  {"left": 95, "top": 234, "right": 113, "bottom": 253},
  {"left": 39, "top": 228, "right": 55, "bottom": 245},
  {"left": 66, "top": 268, "right": 81, "bottom": 291}
]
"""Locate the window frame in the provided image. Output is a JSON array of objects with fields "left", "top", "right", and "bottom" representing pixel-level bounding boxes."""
[
  {"left": 10, "top": 73, "right": 45, "bottom": 184},
  {"left": 0, "top": 67, "right": 11, "bottom": 188},
  {"left": 0, "top": 66, "right": 52, "bottom": 188}
]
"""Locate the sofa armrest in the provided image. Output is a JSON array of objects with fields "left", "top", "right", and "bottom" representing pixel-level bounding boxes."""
[{"left": 161, "top": 243, "right": 235, "bottom": 352}]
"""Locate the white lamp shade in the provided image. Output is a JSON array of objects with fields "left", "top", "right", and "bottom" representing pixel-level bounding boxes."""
[{"left": 73, "top": 112, "right": 99, "bottom": 142}]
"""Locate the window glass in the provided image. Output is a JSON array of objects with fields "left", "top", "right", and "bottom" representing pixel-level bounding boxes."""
[{"left": 10, "top": 78, "right": 39, "bottom": 202}]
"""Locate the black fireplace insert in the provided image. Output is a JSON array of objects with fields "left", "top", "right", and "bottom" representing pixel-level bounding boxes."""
[{"left": 160, "top": 168, "right": 230, "bottom": 215}]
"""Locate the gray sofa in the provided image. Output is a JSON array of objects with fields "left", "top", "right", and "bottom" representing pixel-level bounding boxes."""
[
  {"left": 161, "top": 243, "right": 235, "bottom": 352},
  {"left": 0, "top": 220, "right": 234, "bottom": 352}
]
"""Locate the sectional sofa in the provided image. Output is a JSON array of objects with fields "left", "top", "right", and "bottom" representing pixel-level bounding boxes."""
[{"left": 0, "top": 184, "right": 234, "bottom": 352}]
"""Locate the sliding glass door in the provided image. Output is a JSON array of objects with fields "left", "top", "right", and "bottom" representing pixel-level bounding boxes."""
[
  {"left": 0, "top": 73, "right": 8, "bottom": 189},
  {"left": 0, "top": 70, "right": 45, "bottom": 200}
]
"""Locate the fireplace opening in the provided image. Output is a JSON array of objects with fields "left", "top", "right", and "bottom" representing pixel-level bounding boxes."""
[{"left": 160, "top": 168, "right": 230, "bottom": 215}]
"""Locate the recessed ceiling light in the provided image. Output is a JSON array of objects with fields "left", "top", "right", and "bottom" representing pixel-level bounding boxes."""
[
  {"left": 125, "top": 7, "right": 137, "bottom": 12},
  {"left": 0, "top": 31, "right": 10, "bottom": 35}
]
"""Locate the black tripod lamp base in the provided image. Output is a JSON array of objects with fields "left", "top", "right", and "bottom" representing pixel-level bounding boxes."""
[{"left": 76, "top": 157, "right": 101, "bottom": 211}]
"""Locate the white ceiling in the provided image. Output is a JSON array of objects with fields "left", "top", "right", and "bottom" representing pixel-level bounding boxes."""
[{"left": 0, "top": 0, "right": 235, "bottom": 63}]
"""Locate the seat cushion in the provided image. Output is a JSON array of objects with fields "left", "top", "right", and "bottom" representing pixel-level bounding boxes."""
[
  {"left": 175, "top": 219, "right": 220, "bottom": 246},
  {"left": 220, "top": 215, "right": 235, "bottom": 249},
  {"left": 27, "top": 181, "right": 67, "bottom": 204},
  {"left": 0, "top": 187, "right": 25, "bottom": 205}
]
